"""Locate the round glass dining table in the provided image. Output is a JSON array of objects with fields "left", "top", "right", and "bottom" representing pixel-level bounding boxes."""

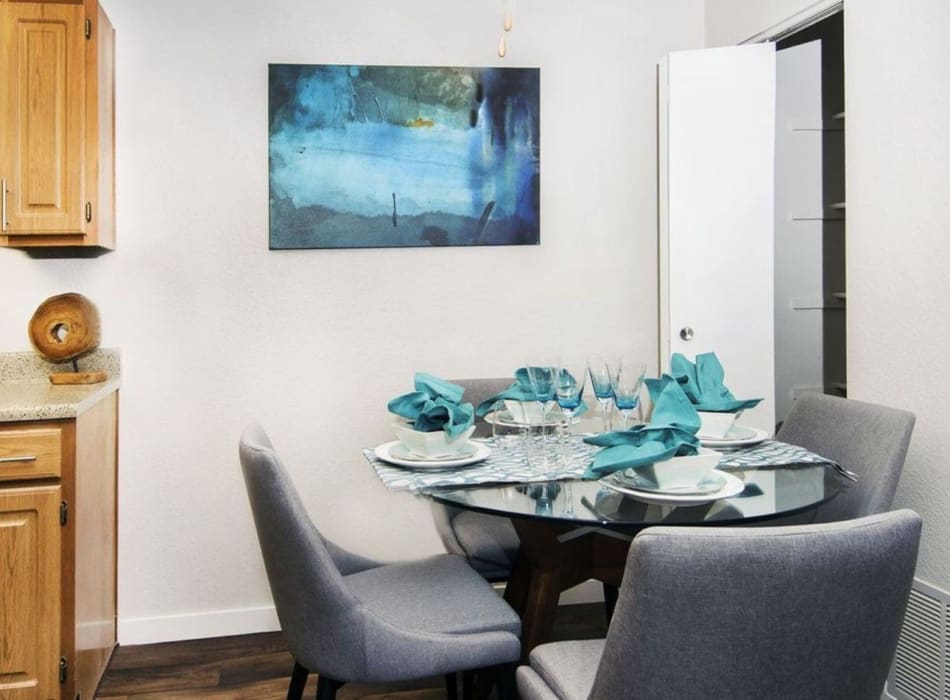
[
  {"left": 428, "top": 462, "right": 849, "bottom": 659},
  {"left": 429, "top": 461, "right": 846, "bottom": 529}
]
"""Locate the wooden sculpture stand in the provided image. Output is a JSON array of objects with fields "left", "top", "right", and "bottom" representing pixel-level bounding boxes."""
[{"left": 28, "top": 293, "right": 107, "bottom": 384}]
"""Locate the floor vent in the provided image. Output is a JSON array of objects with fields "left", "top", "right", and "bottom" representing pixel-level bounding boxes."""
[{"left": 887, "top": 578, "right": 949, "bottom": 700}]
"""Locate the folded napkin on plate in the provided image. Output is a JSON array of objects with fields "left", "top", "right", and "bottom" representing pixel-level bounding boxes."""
[
  {"left": 388, "top": 372, "right": 474, "bottom": 437},
  {"left": 581, "top": 374, "right": 700, "bottom": 478},
  {"left": 475, "top": 368, "right": 588, "bottom": 417},
  {"left": 671, "top": 352, "right": 762, "bottom": 413}
]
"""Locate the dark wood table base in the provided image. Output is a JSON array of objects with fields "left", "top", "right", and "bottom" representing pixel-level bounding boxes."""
[{"left": 504, "top": 519, "right": 644, "bottom": 661}]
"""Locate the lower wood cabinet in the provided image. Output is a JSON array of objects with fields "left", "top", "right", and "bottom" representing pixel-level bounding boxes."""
[{"left": 0, "top": 390, "right": 117, "bottom": 700}]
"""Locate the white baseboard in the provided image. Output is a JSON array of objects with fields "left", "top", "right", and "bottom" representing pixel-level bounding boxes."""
[
  {"left": 118, "top": 582, "right": 605, "bottom": 647},
  {"left": 117, "top": 605, "right": 280, "bottom": 646}
]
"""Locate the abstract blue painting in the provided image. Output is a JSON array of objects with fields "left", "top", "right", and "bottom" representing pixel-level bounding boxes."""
[{"left": 268, "top": 64, "right": 540, "bottom": 249}]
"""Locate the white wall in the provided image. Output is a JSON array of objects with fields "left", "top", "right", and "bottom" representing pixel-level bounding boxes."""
[
  {"left": 707, "top": 0, "right": 950, "bottom": 596},
  {"left": 0, "top": 0, "right": 704, "bottom": 642},
  {"left": 845, "top": 0, "right": 950, "bottom": 587},
  {"left": 705, "top": 0, "right": 839, "bottom": 45}
]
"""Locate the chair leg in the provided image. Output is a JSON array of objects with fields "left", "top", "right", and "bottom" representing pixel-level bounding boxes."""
[
  {"left": 315, "top": 675, "right": 343, "bottom": 700},
  {"left": 495, "top": 662, "right": 517, "bottom": 700},
  {"left": 287, "top": 662, "right": 309, "bottom": 700},
  {"left": 463, "top": 670, "right": 474, "bottom": 699},
  {"left": 603, "top": 582, "right": 619, "bottom": 624},
  {"left": 445, "top": 672, "right": 459, "bottom": 700}
]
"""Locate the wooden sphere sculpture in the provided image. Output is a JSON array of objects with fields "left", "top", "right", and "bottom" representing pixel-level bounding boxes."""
[{"left": 28, "top": 293, "right": 106, "bottom": 384}]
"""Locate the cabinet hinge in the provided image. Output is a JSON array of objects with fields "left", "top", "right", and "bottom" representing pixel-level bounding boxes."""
[
  {"left": 85, "top": 202, "right": 92, "bottom": 223},
  {"left": 85, "top": 18, "right": 92, "bottom": 40},
  {"left": 59, "top": 657, "right": 68, "bottom": 684},
  {"left": 60, "top": 501, "right": 68, "bottom": 526}
]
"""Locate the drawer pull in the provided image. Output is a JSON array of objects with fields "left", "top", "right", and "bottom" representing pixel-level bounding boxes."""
[{"left": 0, "top": 455, "right": 38, "bottom": 464}]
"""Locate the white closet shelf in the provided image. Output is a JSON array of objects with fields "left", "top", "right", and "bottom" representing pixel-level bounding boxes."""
[
  {"left": 789, "top": 119, "right": 844, "bottom": 131},
  {"left": 792, "top": 296, "right": 846, "bottom": 310}
]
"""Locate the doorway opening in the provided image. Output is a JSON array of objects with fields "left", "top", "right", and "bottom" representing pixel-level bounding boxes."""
[{"left": 772, "top": 11, "right": 845, "bottom": 426}]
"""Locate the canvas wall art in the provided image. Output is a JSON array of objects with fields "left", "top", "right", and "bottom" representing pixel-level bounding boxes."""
[{"left": 268, "top": 64, "right": 540, "bottom": 249}]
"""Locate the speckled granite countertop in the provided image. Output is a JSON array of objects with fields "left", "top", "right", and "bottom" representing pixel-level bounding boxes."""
[{"left": 0, "top": 349, "right": 120, "bottom": 422}]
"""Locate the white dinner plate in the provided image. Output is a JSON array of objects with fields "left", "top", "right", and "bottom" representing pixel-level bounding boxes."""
[
  {"left": 483, "top": 410, "right": 577, "bottom": 427},
  {"left": 373, "top": 440, "right": 491, "bottom": 470},
  {"left": 699, "top": 425, "right": 769, "bottom": 449},
  {"left": 600, "top": 470, "right": 745, "bottom": 506},
  {"left": 613, "top": 469, "right": 727, "bottom": 496}
]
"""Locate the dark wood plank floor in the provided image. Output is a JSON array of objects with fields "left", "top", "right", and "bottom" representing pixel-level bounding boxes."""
[{"left": 97, "top": 602, "right": 607, "bottom": 699}]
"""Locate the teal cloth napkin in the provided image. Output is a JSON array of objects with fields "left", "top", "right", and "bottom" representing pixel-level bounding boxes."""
[
  {"left": 581, "top": 374, "right": 700, "bottom": 478},
  {"left": 475, "top": 368, "right": 588, "bottom": 417},
  {"left": 671, "top": 352, "right": 763, "bottom": 413},
  {"left": 388, "top": 373, "right": 474, "bottom": 438}
]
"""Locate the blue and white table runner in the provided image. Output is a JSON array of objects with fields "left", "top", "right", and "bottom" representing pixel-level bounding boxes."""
[{"left": 365, "top": 437, "right": 836, "bottom": 493}]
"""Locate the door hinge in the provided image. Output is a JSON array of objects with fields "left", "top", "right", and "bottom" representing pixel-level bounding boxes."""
[
  {"left": 85, "top": 18, "right": 92, "bottom": 40},
  {"left": 59, "top": 657, "right": 68, "bottom": 684},
  {"left": 85, "top": 202, "right": 92, "bottom": 223},
  {"left": 60, "top": 501, "right": 68, "bottom": 526}
]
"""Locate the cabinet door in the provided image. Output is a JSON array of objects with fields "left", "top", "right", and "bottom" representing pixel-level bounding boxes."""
[
  {"left": 0, "top": 485, "right": 62, "bottom": 700},
  {"left": 658, "top": 43, "right": 776, "bottom": 432},
  {"left": 0, "top": 2, "right": 85, "bottom": 235}
]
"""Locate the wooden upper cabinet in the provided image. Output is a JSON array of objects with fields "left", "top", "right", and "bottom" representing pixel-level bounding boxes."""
[{"left": 0, "top": 0, "right": 115, "bottom": 250}]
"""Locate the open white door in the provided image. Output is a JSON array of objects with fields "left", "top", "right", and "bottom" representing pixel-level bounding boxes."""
[{"left": 658, "top": 43, "right": 776, "bottom": 433}]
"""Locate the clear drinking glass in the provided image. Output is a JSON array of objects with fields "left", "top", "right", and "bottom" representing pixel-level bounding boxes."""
[
  {"left": 555, "top": 359, "right": 587, "bottom": 434},
  {"left": 525, "top": 360, "right": 557, "bottom": 421},
  {"left": 490, "top": 399, "right": 528, "bottom": 459},
  {"left": 609, "top": 356, "right": 647, "bottom": 430},
  {"left": 525, "top": 360, "right": 559, "bottom": 469},
  {"left": 588, "top": 354, "right": 615, "bottom": 433}
]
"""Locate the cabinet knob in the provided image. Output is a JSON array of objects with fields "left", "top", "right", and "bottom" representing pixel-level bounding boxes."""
[{"left": 679, "top": 326, "right": 694, "bottom": 341}]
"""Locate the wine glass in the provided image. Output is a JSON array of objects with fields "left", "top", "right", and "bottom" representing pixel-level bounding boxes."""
[
  {"left": 525, "top": 360, "right": 558, "bottom": 467},
  {"left": 524, "top": 360, "right": 557, "bottom": 423},
  {"left": 554, "top": 359, "right": 587, "bottom": 432},
  {"left": 587, "top": 354, "right": 615, "bottom": 432},
  {"left": 609, "top": 356, "right": 647, "bottom": 430}
]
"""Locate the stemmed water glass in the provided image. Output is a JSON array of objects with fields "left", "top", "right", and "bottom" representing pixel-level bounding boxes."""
[
  {"left": 525, "top": 360, "right": 559, "bottom": 467},
  {"left": 554, "top": 359, "right": 587, "bottom": 431},
  {"left": 609, "top": 356, "right": 647, "bottom": 430},
  {"left": 525, "top": 360, "right": 557, "bottom": 424},
  {"left": 588, "top": 354, "right": 615, "bottom": 432}
]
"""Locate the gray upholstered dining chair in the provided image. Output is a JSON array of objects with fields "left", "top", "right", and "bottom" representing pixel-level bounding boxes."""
[
  {"left": 430, "top": 377, "right": 521, "bottom": 581},
  {"left": 239, "top": 423, "right": 521, "bottom": 700},
  {"left": 775, "top": 392, "right": 915, "bottom": 522},
  {"left": 517, "top": 509, "right": 922, "bottom": 700}
]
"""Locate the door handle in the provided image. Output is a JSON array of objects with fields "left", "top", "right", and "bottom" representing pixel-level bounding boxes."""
[{"left": 679, "top": 326, "right": 694, "bottom": 341}]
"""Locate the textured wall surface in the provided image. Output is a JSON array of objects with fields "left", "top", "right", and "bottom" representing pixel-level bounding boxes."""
[
  {"left": 844, "top": 0, "right": 950, "bottom": 587},
  {"left": 707, "top": 0, "right": 950, "bottom": 597},
  {"left": 0, "top": 0, "right": 704, "bottom": 642}
]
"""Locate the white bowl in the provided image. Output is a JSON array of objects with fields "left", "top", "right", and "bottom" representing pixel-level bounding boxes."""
[
  {"left": 503, "top": 400, "right": 559, "bottom": 425},
  {"left": 393, "top": 422, "right": 475, "bottom": 458},
  {"left": 697, "top": 410, "right": 741, "bottom": 439},
  {"left": 651, "top": 448, "right": 723, "bottom": 490}
]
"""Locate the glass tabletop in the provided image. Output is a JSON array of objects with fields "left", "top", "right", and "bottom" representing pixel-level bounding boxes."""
[{"left": 428, "top": 463, "right": 848, "bottom": 530}]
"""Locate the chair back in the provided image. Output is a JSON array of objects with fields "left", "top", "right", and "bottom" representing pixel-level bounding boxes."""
[
  {"left": 589, "top": 509, "right": 922, "bottom": 700},
  {"left": 429, "top": 377, "right": 518, "bottom": 575},
  {"left": 776, "top": 392, "right": 915, "bottom": 521},
  {"left": 238, "top": 424, "right": 367, "bottom": 679},
  {"left": 452, "top": 376, "right": 515, "bottom": 437}
]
